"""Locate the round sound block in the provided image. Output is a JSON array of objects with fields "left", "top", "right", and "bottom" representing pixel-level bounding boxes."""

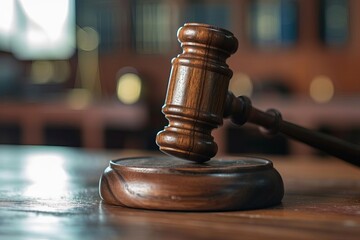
[{"left": 99, "top": 156, "right": 284, "bottom": 211}]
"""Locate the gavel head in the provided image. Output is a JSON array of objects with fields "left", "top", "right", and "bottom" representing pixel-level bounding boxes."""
[{"left": 156, "top": 23, "right": 238, "bottom": 162}]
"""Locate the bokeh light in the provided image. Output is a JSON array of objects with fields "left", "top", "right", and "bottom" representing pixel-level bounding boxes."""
[
  {"left": 77, "top": 27, "right": 100, "bottom": 51},
  {"left": 229, "top": 73, "right": 253, "bottom": 97},
  {"left": 30, "top": 61, "right": 55, "bottom": 84},
  {"left": 66, "top": 88, "right": 92, "bottom": 110},
  {"left": 116, "top": 73, "right": 142, "bottom": 104},
  {"left": 309, "top": 75, "right": 335, "bottom": 103}
]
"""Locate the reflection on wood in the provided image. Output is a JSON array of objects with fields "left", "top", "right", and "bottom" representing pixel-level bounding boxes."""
[{"left": 0, "top": 146, "right": 360, "bottom": 239}]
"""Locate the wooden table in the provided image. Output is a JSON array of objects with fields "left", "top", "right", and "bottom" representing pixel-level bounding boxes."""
[{"left": 0, "top": 145, "right": 359, "bottom": 239}]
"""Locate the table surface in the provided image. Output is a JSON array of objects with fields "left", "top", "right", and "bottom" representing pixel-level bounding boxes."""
[{"left": 0, "top": 145, "right": 359, "bottom": 240}]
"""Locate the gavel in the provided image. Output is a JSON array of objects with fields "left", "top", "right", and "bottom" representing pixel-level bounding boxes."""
[
  {"left": 99, "top": 23, "right": 359, "bottom": 212},
  {"left": 156, "top": 23, "right": 360, "bottom": 167}
]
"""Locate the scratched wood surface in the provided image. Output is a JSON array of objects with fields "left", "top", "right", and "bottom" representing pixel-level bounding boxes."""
[{"left": 0, "top": 145, "right": 359, "bottom": 240}]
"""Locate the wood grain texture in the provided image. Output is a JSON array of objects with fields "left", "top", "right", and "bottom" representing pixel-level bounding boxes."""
[
  {"left": 224, "top": 94, "right": 360, "bottom": 166},
  {"left": 156, "top": 23, "right": 238, "bottom": 162},
  {"left": 99, "top": 156, "right": 284, "bottom": 211},
  {"left": 1, "top": 146, "right": 360, "bottom": 240},
  {"left": 156, "top": 23, "right": 359, "bottom": 166}
]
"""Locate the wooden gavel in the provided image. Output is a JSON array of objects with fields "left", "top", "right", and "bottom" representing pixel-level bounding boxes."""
[
  {"left": 100, "top": 23, "right": 358, "bottom": 211},
  {"left": 156, "top": 23, "right": 360, "bottom": 167}
]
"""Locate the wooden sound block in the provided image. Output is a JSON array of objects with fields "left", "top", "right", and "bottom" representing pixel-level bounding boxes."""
[{"left": 99, "top": 156, "right": 284, "bottom": 211}]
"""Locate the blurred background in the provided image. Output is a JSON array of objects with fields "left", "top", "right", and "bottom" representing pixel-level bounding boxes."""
[{"left": 0, "top": 0, "right": 359, "bottom": 157}]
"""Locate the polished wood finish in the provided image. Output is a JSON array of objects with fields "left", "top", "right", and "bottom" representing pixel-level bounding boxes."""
[
  {"left": 224, "top": 94, "right": 360, "bottom": 166},
  {"left": 156, "top": 23, "right": 360, "bottom": 166},
  {"left": 1, "top": 145, "right": 360, "bottom": 239},
  {"left": 99, "top": 156, "right": 284, "bottom": 211},
  {"left": 156, "top": 23, "right": 238, "bottom": 162},
  {"left": 216, "top": 96, "right": 360, "bottom": 156},
  {"left": 101, "top": 22, "right": 281, "bottom": 213}
]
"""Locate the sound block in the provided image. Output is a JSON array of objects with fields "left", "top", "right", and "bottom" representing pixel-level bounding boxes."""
[{"left": 99, "top": 156, "right": 284, "bottom": 211}]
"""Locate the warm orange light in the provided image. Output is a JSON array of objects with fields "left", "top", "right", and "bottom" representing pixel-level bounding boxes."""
[
  {"left": 229, "top": 73, "right": 253, "bottom": 97},
  {"left": 309, "top": 75, "right": 335, "bottom": 103},
  {"left": 66, "top": 88, "right": 92, "bottom": 110}
]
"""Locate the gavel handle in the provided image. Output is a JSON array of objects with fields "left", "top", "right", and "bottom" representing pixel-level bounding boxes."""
[{"left": 225, "top": 93, "right": 360, "bottom": 167}]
